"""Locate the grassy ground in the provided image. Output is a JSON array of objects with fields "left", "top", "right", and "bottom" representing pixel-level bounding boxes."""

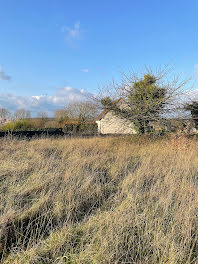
[{"left": 0, "top": 135, "right": 198, "bottom": 263}]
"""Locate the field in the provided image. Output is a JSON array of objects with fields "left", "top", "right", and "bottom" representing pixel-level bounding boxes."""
[{"left": 0, "top": 135, "right": 198, "bottom": 263}]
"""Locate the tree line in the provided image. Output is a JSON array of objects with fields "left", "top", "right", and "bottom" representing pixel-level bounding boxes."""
[
  {"left": 0, "top": 109, "right": 48, "bottom": 120},
  {"left": 0, "top": 101, "right": 98, "bottom": 123}
]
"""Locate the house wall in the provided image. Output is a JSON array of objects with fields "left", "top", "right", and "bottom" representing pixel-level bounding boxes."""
[{"left": 96, "top": 111, "right": 137, "bottom": 134}]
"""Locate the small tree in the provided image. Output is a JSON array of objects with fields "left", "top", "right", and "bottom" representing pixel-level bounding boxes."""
[
  {"left": 184, "top": 101, "right": 198, "bottom": 129},
  {"left": 98, "top": 67, "right": 188, "bottom": 134},
  {"left": 35, "top": 111, "right": 48, "bottom": 128}
]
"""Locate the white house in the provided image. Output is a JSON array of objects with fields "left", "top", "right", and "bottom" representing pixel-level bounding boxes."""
[{"left": 95, "top": 100, "right": 137, "bottom": 135}]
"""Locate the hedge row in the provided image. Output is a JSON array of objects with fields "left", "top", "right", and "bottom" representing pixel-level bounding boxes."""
[
  {"left": 0, "top": 121, "right": 98, "bottom": 137},
  {"left": 63, "top": 123, "right": 98, "bottom": 135},
  {"left": 0, "top": 120, "right": 98, "bottom": 134}
]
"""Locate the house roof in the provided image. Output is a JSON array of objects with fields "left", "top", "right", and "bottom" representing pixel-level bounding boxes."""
[
  {"left": 95, "top": 109, "right": 109, "bottom": 121},
  {"left": 95, "top": 98, "right": 122, "bottom": 121}
]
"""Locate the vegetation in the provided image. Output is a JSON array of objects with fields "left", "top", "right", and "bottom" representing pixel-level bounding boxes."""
[
  {"left": 0, "top": 119, "right": 98, "bottom": 136},
  {"left": 65, "top": 101, "right": 98, "bottom": 122},
  {"left": 0, "top": 108, "right": 11, "bottom": 120},
  {"left": 0, "top": 119, "right": 33, "bottom": 132},
  {"left": 184, "top": 101, "right": 198, "bottom": 128},
  {"left": 1, "top": 136, "right": 198, "bottom": 263},
  {"left": 37, "top": 111, "right": 48, "bottom": 119},
  {"left": 13, "top": 109, "right": 31, "bottom": 120},
  {"left": 101, "top": 74, "right": 166, "bottom": 133},
  {"left": 99, "top": 67, "right": 189, "bottom": 134},
  {"left": 54, "top": 109, "right": 70, "bottom": 124},
  {"left": 63, "top": 122, "right": 98, "bottom": 135},
  {"left": 54, "top": 101, "right": 98, "bottom": 125}
]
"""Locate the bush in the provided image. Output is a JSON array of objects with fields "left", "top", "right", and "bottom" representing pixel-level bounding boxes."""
[
  {"left": 0, "top": 120, "right": 33, "bottom": 132},
  {"left": 63, "top": 122, "right": 98, "bottom": 135}
]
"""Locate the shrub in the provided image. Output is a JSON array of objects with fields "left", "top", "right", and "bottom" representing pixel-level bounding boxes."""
[
  {"left": 63, "top": 122, "right": 98, "bottom": 135},
  {"left": 0, "top": 120, "right": 33, "bottom": 132}
]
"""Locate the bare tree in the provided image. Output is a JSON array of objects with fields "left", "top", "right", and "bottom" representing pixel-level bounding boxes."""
[
  {"left": 14, "top": 109, "right": 31, "bottom": 120},
  {"left": 37, "top": 111, "right": 48, "bottom": 119},
  {"left": 96, "top": 66, "right": 191, "bottom": 133},
  {"left": 65, "top": 101, "right": 98, "bottom": 122},
  {"left": 0, "top": 108, "right": 11, "bottom": 120},
  {"left": 54, "top": 109, "right": 69, "bottom": 123}
]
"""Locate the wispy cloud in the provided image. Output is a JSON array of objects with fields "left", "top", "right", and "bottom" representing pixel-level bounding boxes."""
[
  {"left": 62, "top": 22, "right": 81, "bottom": 41},
  {"left": 0, "top": 67, "right": 11, "bottom": 80},
  {"left": 81, "top": 69, "right": 89, "bottom": 73}
]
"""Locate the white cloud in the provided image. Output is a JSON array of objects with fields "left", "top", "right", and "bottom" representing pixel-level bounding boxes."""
[
  {"left": 0, "top": 67, "right": 11, "bottom": 80},
  {"left": 62, "top": 22, "right": 81, "bottom": 40},
  {"left": 81, "top": 69, "right": 89, "bottom": 73},
  {"left": 0, "top": 86, "right": 92, "bottom": 116}
]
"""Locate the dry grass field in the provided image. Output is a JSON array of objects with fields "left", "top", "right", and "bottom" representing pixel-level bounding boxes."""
[{"left": 0, "top": 135, "right": 198, "bottom": 263}]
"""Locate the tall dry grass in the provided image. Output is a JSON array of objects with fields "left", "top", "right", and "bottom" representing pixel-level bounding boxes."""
[{"left": 0, "top": 135, "right": 198, "bottom": 263}]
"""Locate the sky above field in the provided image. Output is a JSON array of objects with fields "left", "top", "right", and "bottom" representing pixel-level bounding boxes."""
[{"left": 0, "top": 0, "right": 198, "bottom": 116}]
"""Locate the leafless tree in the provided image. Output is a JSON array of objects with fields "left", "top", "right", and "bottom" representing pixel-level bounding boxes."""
[
  {"left": 0, "top": 108, "right": 11, "bottom": 120},
  {"left": 54, "top": 109, "right": 69, "bottom": 123},
  {"left": 14, "top": 109, "right": 31, "bottom": 120},
  {"left": 65, "top": 101, "right": 98, "bottom": 122},
  {"left": 37, "top": 111, "right": 48, "bottom": 119}
]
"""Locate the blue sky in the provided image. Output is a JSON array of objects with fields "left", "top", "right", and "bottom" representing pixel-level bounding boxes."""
[{"left": 0, "top": 0, "right": 198, "bottom": 115}]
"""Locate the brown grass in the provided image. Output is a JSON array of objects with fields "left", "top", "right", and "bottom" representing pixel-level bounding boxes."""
[{"left": 0, "top": 135, "right": 198, "bottom": 263}]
